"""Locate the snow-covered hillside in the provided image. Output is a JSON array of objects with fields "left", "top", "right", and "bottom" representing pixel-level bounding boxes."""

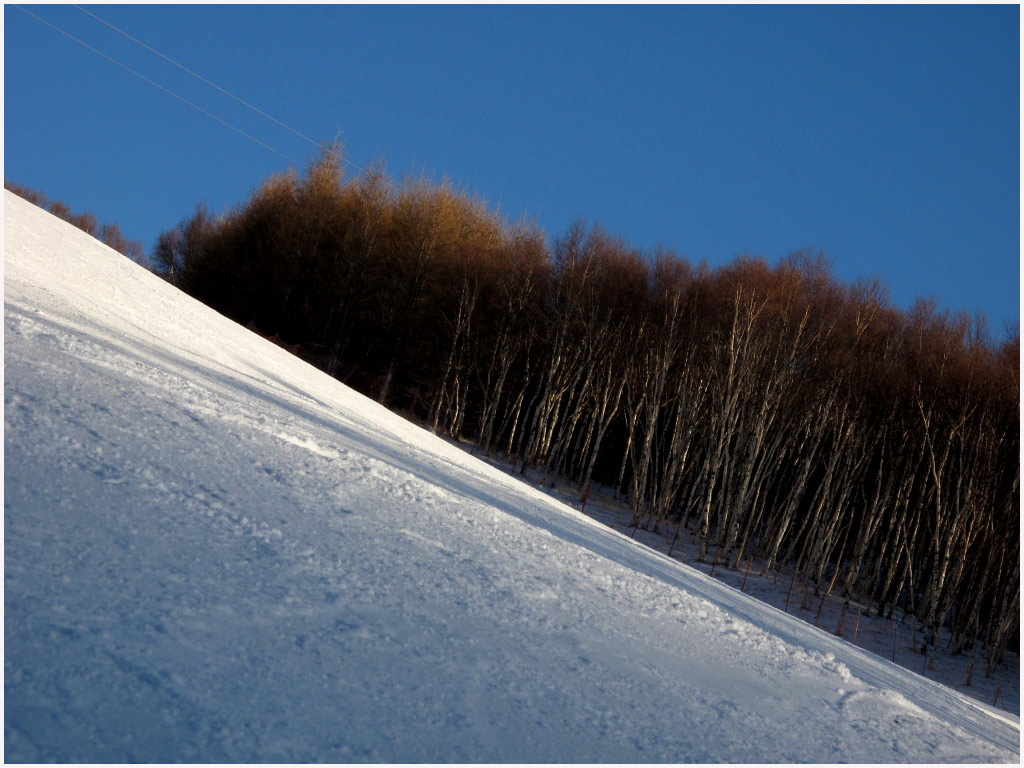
[{"left": 4, "top": 190, "right": 1019, "bottom": 762}]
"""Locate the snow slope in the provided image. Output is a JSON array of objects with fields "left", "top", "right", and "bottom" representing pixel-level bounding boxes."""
[{"left": 4, "top": 190, "right": 1019, "bottom": 762}]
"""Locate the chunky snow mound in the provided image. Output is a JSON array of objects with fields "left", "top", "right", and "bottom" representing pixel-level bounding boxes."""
[{"left": 4, "top": 190, "right": 1019, "bottom": 762}]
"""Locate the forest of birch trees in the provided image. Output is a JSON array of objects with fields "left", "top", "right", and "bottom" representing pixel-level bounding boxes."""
[{"left": 154, "top": 149, "right": 1019, "bottom": 676}]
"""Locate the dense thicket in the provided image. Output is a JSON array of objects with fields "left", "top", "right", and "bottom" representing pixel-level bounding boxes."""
[
  {"left": 154, "top": 149, "right": 1019, "bottom": 676},
  {"left": 5, "top": 181, "right": 146, "bottom": 263}
]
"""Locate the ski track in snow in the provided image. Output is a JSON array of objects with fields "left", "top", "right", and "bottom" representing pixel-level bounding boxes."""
[{"left": 4, "top": 191, "right": 1019, "bottom": 762}]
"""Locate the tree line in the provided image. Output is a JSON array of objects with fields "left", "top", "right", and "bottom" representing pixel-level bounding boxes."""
[
  {"left": 153, "top": 148, "right": 1018, "bottom": 678},
  {"left": 5, "top": 180, "right": 147, "bottom": 263}
]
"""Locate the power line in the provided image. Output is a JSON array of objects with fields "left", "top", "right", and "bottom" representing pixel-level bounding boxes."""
[
  {"left": 73, "top": 4, "right": 362, "bottom": 173},
  {"left": 14, "top": 4, "right": 302, "bottom": 165},
  {"left": 74, "top": 6, "right": 319, "bottom": 151}
]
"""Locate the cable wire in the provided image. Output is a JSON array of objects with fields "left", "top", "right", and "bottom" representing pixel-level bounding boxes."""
[
  {"left": 74, "top": 5, "right": 321, "bottom": 150},
  {"left": 73, "top": 4, "right": 362, "bottom": 173},
  {"left": 15, "top": 4, "right": 302, "bottom": 165}
]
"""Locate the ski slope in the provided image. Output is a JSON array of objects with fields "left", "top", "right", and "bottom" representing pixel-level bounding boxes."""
[{"left": 4, "top": 190, "right": 1019, "bottom": 762}]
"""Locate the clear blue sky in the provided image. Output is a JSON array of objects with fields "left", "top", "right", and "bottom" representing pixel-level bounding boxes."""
[{"left": 5, "top": 4, "right": 1019, "bottom": 332}]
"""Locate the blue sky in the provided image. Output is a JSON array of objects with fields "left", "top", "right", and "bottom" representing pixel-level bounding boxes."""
[{"left": 5, "top": 4, "right": 1019, "bottom": 332}]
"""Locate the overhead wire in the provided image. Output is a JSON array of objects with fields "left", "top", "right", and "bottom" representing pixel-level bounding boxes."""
[
  {"left": 14, "top": 4, "right": 303, "bottom": 165},
  {"left": 72, "top": 4, "right": 363, "bottom": 173}
]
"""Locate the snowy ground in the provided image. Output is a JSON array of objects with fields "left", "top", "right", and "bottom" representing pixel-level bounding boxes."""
[
  {"left": 469, "top": 456, "right": 1021, "bottom": 720},
  {"left": 4, "top": 190, "right": 1020, "bottom": 762}
]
